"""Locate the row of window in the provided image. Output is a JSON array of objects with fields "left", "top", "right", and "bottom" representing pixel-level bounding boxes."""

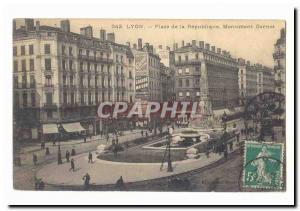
[
  {"left": 177, "top": 66, "right": 201, "bottom": 75},
  {"left": 14, "top": 75, "right": 35, "bottom": 89},
  {"left": 178, "top": 91, "right": 200, "bottom": 97},
  {"left": 14, "top": 92, "right": 36, "bottom": 107},
  {"left": 177, "top": 54, "right": 200, "bottom": 62},
  {"left": 13, "top": 44, "right": 51, "bottom": 56},
  {"left": 204, "top": 54, "right": 235, "bottom": 66},
  {"left": 14, "top": 59, "right": 35, "bottom": 72},
  {"left": 178, "top": 78, "right": 200, "bottom": 87},
  {"left": 14, "top": 91, "right": 130, "bottom": 108}
]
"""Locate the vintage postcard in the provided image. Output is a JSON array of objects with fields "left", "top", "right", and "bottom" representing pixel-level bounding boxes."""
[{"left": 13, "top": 18, "right": 287, "bottom": 193}]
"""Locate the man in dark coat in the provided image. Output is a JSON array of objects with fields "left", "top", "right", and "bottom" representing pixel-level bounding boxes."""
[
  {"left": 70, "top": 159, "right": 75, "bottom": 171},
  {"left": 82, "top": 173, "right": 91, "bottom": 190},
  {"left": 65, "top": 150, "right": 70, "bottom": 162},
  {"left": 71, "top": 147, "right": 76, "bottom": 156},
  {"left": 88, "top": 152, "right": 93, "bottom": 163},
  {"left": 41, "top": 141, "right": 45, "bottom": 150},
  {"left": 33, "top": 153, "right": 37, "bottom": 165},
  {"left": 45, "top": 147, "right": 50, "bottom": 155},
  {"left": 115, "top": 176, "right": 126, "bottom": 191}
]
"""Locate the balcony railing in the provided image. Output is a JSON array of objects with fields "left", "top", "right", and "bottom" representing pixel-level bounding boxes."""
[
  {"left": 78, "top": 54, "right": 113, "bottom": 64},
  {"left": 44, "top": 84, "right": 54, "bottom": 88},
  {"left": 174, "top": 59, "right": 202, "bottom": 66},
  {"left": 44, "top": 103, "right": 57, "bottom": 109}
]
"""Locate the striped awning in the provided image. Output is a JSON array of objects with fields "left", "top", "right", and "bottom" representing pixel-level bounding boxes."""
[
  {"left": 43, "top": 124, "right": 58, "bottom": 134},
  {"left": 62, "top": 122, "right": 86, "bottom": 133}
]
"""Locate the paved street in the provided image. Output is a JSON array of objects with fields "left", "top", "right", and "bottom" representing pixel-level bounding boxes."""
[
  {"left": 13, "top": 119, "right": 285, "bottom": 191},
  {"left": 13, "top": 127, "right": 168, "bottom": 190},
  {"left": 36, "top": 138, "right": 242, "bottom": 188}
]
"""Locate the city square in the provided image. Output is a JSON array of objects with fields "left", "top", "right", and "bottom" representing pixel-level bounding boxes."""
[{"left": 12, "top": 18, "right": 286, "bottom": 192}]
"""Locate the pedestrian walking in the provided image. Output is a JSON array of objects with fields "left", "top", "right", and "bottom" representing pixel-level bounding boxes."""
[
  {"left": 113, "top": 144, "right": 118, "bottom": 157},
  {"left": 65, "top": 150, "right": 70, "bottom": 162},
  {"left": 39, "top": 179, "right": 45, "bottom": 190},
  {"left": 205, "top": 147, "right": 210, "bottom": 158},
  {"left": 106, "top": 134, "right": 109, "bottom": 143},
  {"left": 141, "top": 130, "right": 144, "bottom": 137},
  {"left": 82, "top": 173, "right": 91, "bottom": 190},
  {"left": 88, "top": 152, "right": 93, "bottom": 163},
  {"left": 70, "top": 159, "right": 75, "bottom": 171},
  {"left": 115, "top": 176, "right": 126, "bottom": 191},
  {"left": 45, "top": 147, "right": 50, "bottom": 155},
  {"left": 84, "top": 136, "right": 87, "bottom": 143},
  {"left": 224, "top": 148, "right": 228, "bottom": 160},
  {"left": 71, "top": 147, "right": 76, "bottom": 156},
  {"left": 41, "top": 141, "right": 45, "bottom": 150},
  {"left": 33, "top": 153, "right": 37, "bottom": 165},
  {"left": 52, "top": 140, "right": 56, "bottom": 146},
  {"left": 145, "top": 131, "right": 148, "bottom": 137},
  {"left": 236, "top": 132, "right": 240, "bottom": 143},
  {"left": 229, "top": 142, "right": 233, "bottom": 151}
]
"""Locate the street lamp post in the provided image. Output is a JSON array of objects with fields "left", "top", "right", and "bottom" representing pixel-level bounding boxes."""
[
  {"left": 57, "top": 124, "right": 63, "bottom": 165},
  {"left": 167, "top": 127, "right": 173, "bottom": 172}
]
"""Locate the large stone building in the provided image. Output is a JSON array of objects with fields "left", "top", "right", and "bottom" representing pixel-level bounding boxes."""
[
  {"left": 131, "top": 39, "right": 162, "bottom": 102},
  {"left": 157, "top": 45, "right": 176, "bottom": 101},
  {"left": 238, "top": 58, "right": 275, "bottom": 105},
  {"left": 13, "top": 19, "right": 134, "bottom": 140},
  {"left": 173, "top": 40, "right": 239, "bottom": 112},
  {"left": 273, "top": 28, "right": 286, "bottom": 95},
  {"left": 255, "top": 64, "right": 275, "bottom": 94}
]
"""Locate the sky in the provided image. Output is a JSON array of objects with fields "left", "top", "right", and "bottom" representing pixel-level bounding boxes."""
[{"left": 16, "top": 19, "right": 285, "bottom": 67}]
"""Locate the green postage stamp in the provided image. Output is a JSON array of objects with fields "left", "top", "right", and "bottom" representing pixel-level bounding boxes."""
[{"left": 243, "top": 141, "right": 284, "bottom": 190}]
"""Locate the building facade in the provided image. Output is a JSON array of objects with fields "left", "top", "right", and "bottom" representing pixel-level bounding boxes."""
[
  {"left": 238, "top": 58, "right": 257, "bottom": 105},
  {"left": 256, "top": 64, "right": 275, "bottom": 94},
  {"left": 173, "top": 40, "right": 239, "bottom": 111},
  {"left": 13, "top": 19, "right": 134, "bottom": 140},
  {"left": 273, "top": 28, "right": 286, "bottom": 95},
  {"left": 131, "top": 39, "right": 162, "bottom": 102}
]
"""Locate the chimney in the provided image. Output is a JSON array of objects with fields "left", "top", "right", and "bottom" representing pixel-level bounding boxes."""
[
  {"left": 25, "top": 19, "right": 34, "bottom": 31},
  {"left": 173, "top": 43, "right": 176, "bottom": 51},
  {"left": 158, "top": 45, "right": 163, "bottom": 49},
  {"left": 205, "top": 43, "right": 210, "bottom": 50},
  {"left": 246, "top": 60, "right": 250, "bottom": 66},
  {"left": 133, "top": 43, "right": 137, "bottom": 50},
  {"left": 35, "top": 21, "right": 40, "bottom": 31},
  {"left": 107, "top": 33, "right": 115, "bottom": 42},
  {"left": 138, "top": 38, "right": 142, "bottom": 50},
  {"left": 166, "top": 46, "right": 170, "bottom": 51},
  {"left": 126, "top": 41, "right": 131, "bottom": 47},
  {"left": 149, "top": 45, "right": 154, "bottom": 54},
  {"left": 187, "top": 42, "right": 191, "bottom": 46},
  {"left": 60, "top": 20, "right": 70, "bottom": 33},
  {"left": 211, "top": 46, "right": 215, "bottom": 52},
  {"left": 192, "top": 40, "right": 197, "bottom": 46},
  {"left": 217, "top": 48, "right": 221, "bottom": 54},
  {"left": 238, "top": 58, "right": 245, "bottom": 65},
  {"left": 199, "top": 41, "right": 204, "bottom": 48},
  {"left": 100, "top": 29, "right": 106, "bottom": 40},
  {"left": 222, "top": 50, "right": 226, "bottom": 55},
  {"left": 80, "top": 26, "right": 93, "bottom": 38},
  {"left": 181, "top": 40, "right": 185, "bottom": 47}
]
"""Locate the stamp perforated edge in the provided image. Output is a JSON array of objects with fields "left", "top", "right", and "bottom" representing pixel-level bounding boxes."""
[{"left": 242, "top": 141, "right": 285, "bottom": 190}]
